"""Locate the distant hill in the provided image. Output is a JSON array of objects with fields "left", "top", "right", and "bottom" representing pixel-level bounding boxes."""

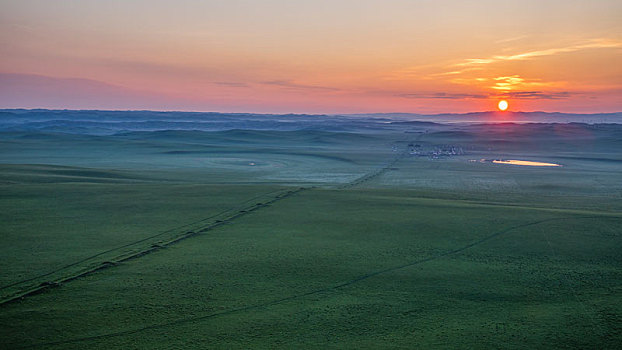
[
  {"left": 347, "top": 111, "right": 622, "bottom": 124},
  {"left": 0, "top": 109, "right": 620, "bottom": 135}
]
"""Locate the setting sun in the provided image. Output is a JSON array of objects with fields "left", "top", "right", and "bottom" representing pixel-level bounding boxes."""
[{"left": 498, "top": 100, "right": 509, "bottom": 111}]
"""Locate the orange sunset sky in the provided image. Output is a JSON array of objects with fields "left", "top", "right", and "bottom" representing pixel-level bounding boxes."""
[{"left": 0, "top": 0, "right": 620, "bottom": 114}]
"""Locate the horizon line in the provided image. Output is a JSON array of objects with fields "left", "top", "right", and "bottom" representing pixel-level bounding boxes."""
[{"left": 2, "top": 108, "right": 621, "bottom": 117}]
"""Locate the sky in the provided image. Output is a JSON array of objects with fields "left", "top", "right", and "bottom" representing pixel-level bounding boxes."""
[{"left": 0, "top": 0, "right": 620, "bottom": 114}]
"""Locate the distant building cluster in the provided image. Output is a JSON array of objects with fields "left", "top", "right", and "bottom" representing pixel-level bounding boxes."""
[{"left": 406, "top": 143, "right": 464, "bottom": 159}]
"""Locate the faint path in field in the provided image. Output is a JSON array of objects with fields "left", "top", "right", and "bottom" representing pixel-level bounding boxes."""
[
  {"left": 0, "top": 189, "right": 280, "bottom": 288},
  {"left": 1, "top": 134, "right": 417, "bottom": 305},
  {"left": 0, "top": 188, "right": 309, "bottom": 305},
  {"left": 337, "top": 133, "right": 424, "bottom": 189},
  {"left": 17, "top": 214, "right": 617, "bottom": 349},
  {"left": 335, "top": 151, "right": 405, "bottom": 189}
]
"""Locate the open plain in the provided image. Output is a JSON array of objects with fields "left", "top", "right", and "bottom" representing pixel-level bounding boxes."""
[{"left": 0, "top": 110, "right": 621, "bottom": 349}]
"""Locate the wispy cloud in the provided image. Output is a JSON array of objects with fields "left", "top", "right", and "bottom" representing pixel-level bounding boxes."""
[
  {"left": 492, "top": 75, "right": 526, "bottom": 90},
  {"left": 0, "top": 72, "right": 180, "bottom": 109},
  {"left": 430, "top": 68, "right": 482, "bottom": 77},
  {"left": 490, "top": 75, "right": 558, "bottom": 91},
  {"left": 393, "top": 38, "right": 621, "bottom": 82},
  {"left": 496, "top": 91, "right": 573, "bottom": 100},
  {"left": 396, "top": 90, "right": 575, "bottom": 101},
  {"left": 213, "top": 81, "right": 248, "bottom": 88},
  {"left": 260, "top": 80, "right": 340, "bottom": 92},
  {"left": 398, "top": 92, "right": 488, "bottom": 100},
  {"left": 494, "top": 35, "right": 529, "bottom": 44},
  {"left": 455, "top": 39, "right": 622, "bottom": 67}
]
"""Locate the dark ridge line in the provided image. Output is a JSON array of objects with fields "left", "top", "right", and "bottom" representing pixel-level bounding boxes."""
[
  {"left": 0, "top": 188, "right": 307, "bottom": 306},
  {"left": 16, "top": 215, "right": 615, "bottom": 349}
]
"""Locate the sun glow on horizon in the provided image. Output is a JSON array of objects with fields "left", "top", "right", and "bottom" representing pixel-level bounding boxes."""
[{"left": 498, "top": 100, "right": 509, "bottom": 111}]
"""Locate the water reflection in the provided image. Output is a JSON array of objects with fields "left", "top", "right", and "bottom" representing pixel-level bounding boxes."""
[{"left": 492, "top": 159, "right": 561, "bottom": 167}]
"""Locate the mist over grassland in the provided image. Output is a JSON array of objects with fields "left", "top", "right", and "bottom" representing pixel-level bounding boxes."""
[{"left": 2, "top": 109, "right": 622, "bottom": 135}]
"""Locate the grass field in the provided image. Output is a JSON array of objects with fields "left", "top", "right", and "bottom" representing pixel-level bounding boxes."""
[{"left": 0, "top": 117, "right": 621, "bottom": 349}]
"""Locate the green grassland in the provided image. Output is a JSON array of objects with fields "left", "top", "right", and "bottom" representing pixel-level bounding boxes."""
[{"left": 0, "top": 123, "right": 621, "bottom": 349}]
